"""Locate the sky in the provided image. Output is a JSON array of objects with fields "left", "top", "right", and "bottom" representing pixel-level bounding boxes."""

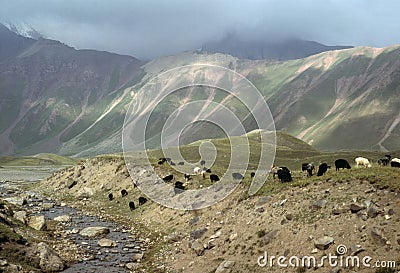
[{"left": 1, "top": 0, "right": 400, "bottom": 60}]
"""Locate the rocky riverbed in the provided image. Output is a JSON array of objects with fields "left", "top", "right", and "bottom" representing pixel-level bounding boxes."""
[{"left": 0, "top": 169, "right": 147, "bottom": 273}]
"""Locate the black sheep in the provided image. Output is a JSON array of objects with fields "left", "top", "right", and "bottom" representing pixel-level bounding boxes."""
[
  {"left": 139, "top": 196, "right": 148, "bottom": 205},
  {"left": 277, "top": 168, "right": 292, "bottom": 182},
  {"left": 391, "top": 161, "right": 400, "bottom": 168},
  {"left": 121, "top": 189, "right": 128, "bottom": 197},
  {"left": 200, "top": 160, "right": 206, "bottom": 166},
  {"left": 302, "top": 163, "right": 314, "bottom": 177},
  {"left": 174, "top": 181, "right": 185, "bottom": 194},
  {"left": 108, "top": 193, "right": 114, "bottom": 201},
  {"left": 250, "top": 172, "right": 256, "bottom": 178},
  {"left": 204, "top": 168, "right": 212, "bottom": 173},
  {"left": 184, "top": 173, "right": 191, "bottom": 181},
  {"left": 335, "top": 159, "right": 351, "bottom": 171},
  {"left": 162, "top": 174, "right": 174, "bottom": 182},
  {"left": 317, "top": 163, "right": 330, "bottom": 176},
  {"left": 210, "top": 174, "right": 220, "bottom": 182},
  {"left": 129, "top": 201, "right": 135, "bottom": 211}
]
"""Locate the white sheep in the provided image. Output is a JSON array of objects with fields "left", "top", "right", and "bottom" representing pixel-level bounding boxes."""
[
  {"left": 355, "top": 157, "right": 371, "bottom": 168},
  {"left": 391, "top": 158, "right": 400, "bottom": 163},
  {"left": 193, "top": 167, "right": 201, "bottom": 174}
]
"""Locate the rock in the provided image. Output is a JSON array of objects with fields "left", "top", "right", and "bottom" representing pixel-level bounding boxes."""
[
  {"left": 350, "top": 204, "right": 365, "bottom": 213},
  {"left": 13, "top": 211, "right": 27, "bottom": 224},
  {"left": 190, "top": 240, "right": 204, "bottom": 256},
  {"left": 210, "top": 230, "right": 221, "bottom": 239},
  {"left": 280, "top": 199, "right": 287, "bottom": 206},
  {"left": 0, "top": 259, "right": 8, "bottom": 266},
  {"left": 79, "top": 227, "right": 110, "bottom": 238},
  {"left": 165, "top": 231, "right": 183, "bottom": 243},
  {"left": 3, "top": 197, "right": 27, "bottom": 206},
  {"left": 28, "top": 216, "right": 46, "bottom": 231},
  {"left": 190, "top": 227, "right": 208, "bottom": 239},
  {"left": 54, "top": 215, "right": 72, "bottom": 223},
  {"left": 311, "top": 248, "right": 318, "bottom": 254},
  {"left": 332, "top": 207, "right": 347, "bottom": 215},
  {"left": 215, "top": 260, "right": 235, "bottom": 273},
  {"left": 229, "top": 233, "right": 237, "bottom": 242},
  {"left": 131, "top": 252, "right": 144, "bottom": 261},
  {"left": 285, "top": 214, "right": 293, "bottom": 220},
  {"left": 367, "top": 206, "right": 379, "bottom": 218},
  {"left": 40, "top": 203, "right": 54, "bottom": 211},
  {"left": 388, "top": 208, "right": 394, "bottom": 216},
  {"left": 98, "top": 238, "right": 117, "bottom": 247},
  {"left": 36, "top": 242, "right": 65, "bottom": 272},
  {"left": 312, "top": 199, "right": 327, "bottom": 209},
  {"left": 314, "top": 236, "right": 334, "bottom": 250},
  {"left": 66, "top": 179, "right": 77, "bottom": 189},
  {"left": 256, "top": 207, "right": 265, "bottom": 213},
  {"left": 349, "top": 245, "right": 365, "bottom": 255},
  {"left": 371, "top": 227, "right": 387, "bottom": 246},
  {"left": 126, "top": 262, "right": 139, "bottom": 270}
]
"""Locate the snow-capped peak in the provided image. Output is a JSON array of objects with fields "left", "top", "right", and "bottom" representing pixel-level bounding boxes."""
[{"left": 3, "top": 22, "right": 42, "bottom": 40}]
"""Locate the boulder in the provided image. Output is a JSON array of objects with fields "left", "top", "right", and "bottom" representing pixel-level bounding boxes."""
[
  {"left": 36, "top": 242, "right": 65, "bottom": 272},
  {"left": 13, "top": 211, "right": 27, "bottom": 224},
  {"left": 350, "top": 204, "right": 365, "bottom": 213},
  {"left": 3, "top": 197, "right": 27, "bottom": 206},
  {"left": 29, "top": 216, "right": 46, "bottom": 231},
  {"left": 79, "top": 226, "right": 110, "bottom": 238},
  {"left": 54, "top": 215, "right": 72, "bottom": 223},
  {"left": 215, "top": 260, "right": 235, "bottom": 273},
  {"left": 367, "top": 206, "right": 379, "bottom": 218},
  {"left": 98, "top": 238, "right": 117, "bottom": 247},
  {"left": 314, "top": 236, "right": 334, "bottom": 250},
  {"left": 190, "top": 240, "right": 204, "bottom": 256}
]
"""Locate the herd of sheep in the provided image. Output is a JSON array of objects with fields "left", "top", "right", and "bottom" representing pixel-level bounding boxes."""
[{"left": 116, "top": 154, "right": 399, "bottom": 210}]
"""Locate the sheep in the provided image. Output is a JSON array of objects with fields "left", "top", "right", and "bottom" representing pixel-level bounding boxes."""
[
  {"left": 174, "top": 181, "right": 185, "bottom": 194},
  {"left": 200, "top": 170, "right": 207, "bottom": 179},
  {"left": 184, "top": 173, "right": 191, "bottom": 181},
  {"left": 316, "top": 163, "right": 330, "bottom": 176},
  {"left": 271, "top": 166, "right": 281, "bottom": 179},
  {"left": 108, "top": 193, "right": 114, "bottom": 201},
  {"left": 121, "top": 189, "right": 128, "bottom": 197},
  {"left": 200, "top": 160, "right": 206, "bottom": 166},
  {"left": 232, "top": 173, "right": 244, "bottom": 180},
  {"left": 335, "top": 159, "right": 351, "bottom": 171},
  {"left": 129, "top": 201, "right": 135, "bottom": 211},
  {"left": 138, "top": 196, "right": 147, "bottom": 205},
  {"left": 391, "top": 161, "right": 400, "bottom": 168},
  {"left": 193, "top": 167, "right": 201, "bottom": 174},
  {"left": 210, "top": 174, "right": 220, "bottom": 182},
  {"left": 392, "top": 158, "right": 400, "bottom": 163},
  {"left": 277, "top": 168, "right": 292, "bottom": 182},
  {"left": 178, "top": 162, "right": 184, "bottom": 165},
  {"left": 204, "top": 168, "right": 212, "bottom": 173},
  {"left": 162, "top": 174, "right": 174, "bottom": 182},
  {"left": 301, "top": 163, "right": 314, "bottom": 177},
  {"left": 355, "top": 157, "right": 371, "bottom": 168},
  {"left": 250, "top": 172, "right": 256, "bottom": 178}
]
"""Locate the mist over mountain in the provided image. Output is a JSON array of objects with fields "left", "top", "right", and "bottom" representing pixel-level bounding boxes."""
[
  {"left": 0, "top": 23, "right": 399, "bottom": 156},
  {"left": 201, "top": 32, "right": 354, "bottom": 61}
]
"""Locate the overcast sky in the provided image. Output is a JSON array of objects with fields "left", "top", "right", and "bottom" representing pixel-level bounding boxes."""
[{"left": 1, "top": 0, "right": 400, "bottom": 60}]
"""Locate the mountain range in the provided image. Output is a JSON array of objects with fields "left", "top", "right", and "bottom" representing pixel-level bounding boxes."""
[{"left": 0, "top": 23, "right": 399, "bottom": 156}]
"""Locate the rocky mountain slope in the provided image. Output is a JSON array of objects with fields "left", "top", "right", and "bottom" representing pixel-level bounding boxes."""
[
  {"left": 1, "top": 24, "right": 400, "bottom": 156},
  {"left": 33, "top": 152, "right": 400, "bottom": 273}
]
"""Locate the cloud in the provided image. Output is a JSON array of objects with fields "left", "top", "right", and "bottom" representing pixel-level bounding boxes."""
[{"left": 1, "top": 0, "right": 400, "bottom": 60}]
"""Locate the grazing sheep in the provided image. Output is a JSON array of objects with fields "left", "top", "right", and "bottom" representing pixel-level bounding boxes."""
[
  {"left": 232, "top": 173, "right": 244, "bottom": 180},
  {"left": 355, "top": 157, "right": 371, "bottom": 168},
  {"left": 277, "top": 168, "right": 292, "bottom": 182},
  {"left": 174, "top": 181, "right": 185, "bottom": 194},
  {"left": 193, "top": 167, "right": 201, "bottom": 174},
  {"left": 250, "top": 172, "right": 255, "bottom": 178},
  {"left": 392, "top": 158, "right": 400, "bottom": 163},
  {"left": 302, "top": 163, "right": 314, "bottom": 177},
  {"left": 138, "top": 197, "right": 147, "bottom": 205},
  {"left": 204, "top": 168, "right": 212, "bottom": 173},
  {"left": 201, "top": 170, "right": 206, "bottom": 179},
  {"left": 170, "top": 161, "right": 176, "bottom": 166},
  {"left": 335, "top": 159, "right": 351, "bottom": 171},
  {"left": 200, "top": 160, "right": 206, "bottom": 166},
  {"left": 378, "top": 158, "right": 389, "bottom": 166},
  {"left": 271, "top": 166, "right": 281, "bottom": 179},
  {"left": 317, "top": 163, "right": 330, "bottom": 176},
  {"left": 129, "top": 201, "right": 135, "bottom": 211},
  {"left": 184, "top": 173, "right": 191, "bottom": 181},
  {"left": 210, "top": 174, "right": 220, "bottom": 182},
  {"left": 121, "top": 189, "right": 128, "bottom": 197},
  {"left": 108, "top": 193, "right": 114, "bottom": 201},
  {"left": 162, "top": 174, "right": 174, "bottom": 182},
  {"left": 391, "top": 161, "right": 400, "bottom": 168}
]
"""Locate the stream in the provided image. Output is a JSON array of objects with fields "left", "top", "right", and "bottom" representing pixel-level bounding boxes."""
[{"left": 0, "top": 166, "right": 145, "bottom": 272}]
